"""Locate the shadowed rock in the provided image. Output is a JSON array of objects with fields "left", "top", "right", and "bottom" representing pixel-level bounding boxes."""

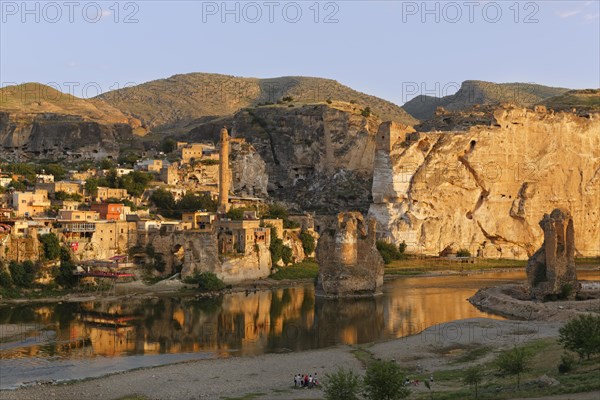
[
  {"left": 526, "top": 209, "right": 579, "bottom": 300},
  {"left": 316, "top": 212, "right": 384, "bottom": 297}
]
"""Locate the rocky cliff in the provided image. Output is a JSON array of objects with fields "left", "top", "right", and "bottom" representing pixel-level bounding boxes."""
[
  {"left": 369, "top": 107, "right": 600, "bottom": 259},
  {"left": 0, "top": 83, "right": 140, "bottom": 161}
]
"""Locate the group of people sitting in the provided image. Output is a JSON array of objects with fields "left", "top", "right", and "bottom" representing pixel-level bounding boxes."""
[{"left": 294, "top": 373, "right": 319, "bottom": 388}]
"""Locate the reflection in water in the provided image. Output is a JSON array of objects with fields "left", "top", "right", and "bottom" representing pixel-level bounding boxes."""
[{"left": 0, "top": 270, "right": 596, "bottom": 388}]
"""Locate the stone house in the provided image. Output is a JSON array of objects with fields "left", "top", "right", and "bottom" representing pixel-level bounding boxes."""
[
  {"left": 11, "top": 190, "right": 51, "bottom": 217},
  {"left": 218, "top": 219, "right": 270, "bottom": 255}
]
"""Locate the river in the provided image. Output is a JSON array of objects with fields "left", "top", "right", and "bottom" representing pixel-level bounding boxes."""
[{"left": 0, "top": 270, "right": 597, "bottom": 389}]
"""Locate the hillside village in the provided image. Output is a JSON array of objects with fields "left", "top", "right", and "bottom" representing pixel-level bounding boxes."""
[{"left": 0, "top": 126, "right": 317, "bottom": 291}]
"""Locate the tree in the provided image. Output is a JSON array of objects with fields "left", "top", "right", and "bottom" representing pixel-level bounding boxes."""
[
  {"left": 464, "top": 366, "right": 483, "bottom": 398},
  {"left": 150, "top": 188, "right": 176, "bottom": 213},
  {"left": 0, "top": 270, "right": 13, "bottom": 288},
  {"left": 39, "top": 233, "right": 61, "bottom": 261},
  {"left": 161, "top": 138, "right": 177, "bottom": 154},
  {"left": 8, "top": 261, "right": 37, "bottom": 288},
  {"left": 55, "top": 261, "right": 77, "bottom": 287},
  {"left": 281, "top": 246, "right": 293, "bottom": 265},
  {"left": 376, "top": 240, "right": 402, "bottom": 264},
  {"left": 183, "top": 271, "right": 225, "bottom": 292},
  {"left": 85, "top": 178, "right": 99, "bottom": 197},
  {"left": 457, "top": 248, "right": 471, "bottom": 257},
  {"left": 495, "top": 347, "right": 531, "bottom": 389},
  {"left": 226, "top": 208, "right": 245, "bottom": 220},
  {"left": 559, "top": 314, "right": 600, "bottom": 360},
  {"left": 361, "top": 106, "right": 372, "bottom": 117},
  {"left": 323, "top": 368, "right": 361, "bottom": 400},
  {"left": 362, "top": 360, "right": 410, "bottom": 400},
  {"left": 398, "top": 241, "right": 407, "bottom": 254},
  {"left": 39, "top": 163, "right": 66, "bottom": 181},
  {"left": 299, "top": 230, "right": 315, "bottom": 256}
]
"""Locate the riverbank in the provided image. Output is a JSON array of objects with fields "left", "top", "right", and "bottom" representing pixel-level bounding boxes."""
[
  {"left": 1, "top": 259, "right": 597, "bottom": 306},
  {"left": 1, "top": 318, "right": 598, "bottom": 400}
]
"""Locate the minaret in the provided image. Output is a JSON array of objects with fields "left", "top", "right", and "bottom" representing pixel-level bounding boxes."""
[{"left": 218, "top": 127, "right": 230, "bottom": 213}]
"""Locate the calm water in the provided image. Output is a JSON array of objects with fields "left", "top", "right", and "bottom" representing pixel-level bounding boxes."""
[{"left": 0, "top": 271, "right": 597, "bottom": 389}]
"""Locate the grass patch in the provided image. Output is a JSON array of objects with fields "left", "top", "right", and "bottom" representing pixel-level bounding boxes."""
[
  {"left": 270, "top": 260, "right": 319, "bottom": 280},
  {"left": 351, "top": 346, "right": 377, "bottom": 368},
  {"left": 451, "top": 345, "right": 493, "bottom": 364},
  {"left": 385, "top": 257, "right": 527, "bottom": 274}
]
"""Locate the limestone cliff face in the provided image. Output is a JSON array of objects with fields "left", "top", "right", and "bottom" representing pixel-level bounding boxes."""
[
  {"left": 230, "top": 103, "right": 381, "bottom": 212},
  {"left": 146, "top": 230, "right": 271, "bottom": 284},
  {"left": 230, "top": 140, "right": 268, "bottom": 197},
  {"left": 369, "top": 108, "right": 600, "bottom": 259},
  {"left": 0, "top": 112, "right": 132, "bottom": 160}
]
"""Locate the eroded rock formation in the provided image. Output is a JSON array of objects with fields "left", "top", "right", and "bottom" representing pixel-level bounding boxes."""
[
  {"left": 145, "top": 229, "right": 271, "bottom": 284},
  {"left": 369, "top": 107, "right": 600, "bottom": 259},
  {"left": 526, "top": 209, "right": 579, "bottom": 300},
  {"left": 316, "top": 212, "right": 384, "bottom": 297}
]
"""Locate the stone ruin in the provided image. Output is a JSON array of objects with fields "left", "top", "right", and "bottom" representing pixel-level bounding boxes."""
[
  {"left": 315, "top": 212, "right": 384, "bottom": 297},
  {"left": 526, "top": 209, "right": 579, "bottom": 300}
]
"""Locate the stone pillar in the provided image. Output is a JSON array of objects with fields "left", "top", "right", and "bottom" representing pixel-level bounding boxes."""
[
  {"left": 336, "top": 214, "right": 358, "bottom": 266},
  {"left": 218, "top": 127, "right": 230, "bottom": 213}
]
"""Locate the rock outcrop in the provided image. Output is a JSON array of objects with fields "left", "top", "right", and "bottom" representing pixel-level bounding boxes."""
[
  {"left": 369, "top": 107, "right": 600, "bottom": 259},
  {"left": 230, "top": 140, "right": 269, "bottom": 197},
  {"left": 526, "top": 209, "right": 579, "bottom": 300},
  {"left": 145, "top": 229, "right": 271, "bottom": 285},
  {"left": 316, "top": 212, "right": 384, "bottom": 297}
]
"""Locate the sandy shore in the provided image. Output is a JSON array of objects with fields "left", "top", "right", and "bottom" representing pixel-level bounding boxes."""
[{"left": 0, "top": 318, "right": 570, "bottom": 400}]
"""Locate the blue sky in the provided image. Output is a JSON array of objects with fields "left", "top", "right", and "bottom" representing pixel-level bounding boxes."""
[{"left": 1, "top": 0, "right": 598, "bottom": 104}]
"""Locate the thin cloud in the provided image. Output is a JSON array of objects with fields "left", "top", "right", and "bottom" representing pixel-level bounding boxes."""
[{"left": 556, "top": 9, "right": 581, "bottom": 18}]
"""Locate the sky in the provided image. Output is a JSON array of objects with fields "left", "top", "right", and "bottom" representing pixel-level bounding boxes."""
[{"left": 1, "top": 0, "right": 599, "bottom": 105}]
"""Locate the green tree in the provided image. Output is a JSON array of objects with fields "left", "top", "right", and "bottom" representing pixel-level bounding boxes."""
[
  {"left": 0, "top": 270, "right": 13, "bottom": 288},
  {"left": 398, "top": 241, "right": 407, "bottom": 254},
  {"left": 323, "top": 368, "right": 361, "bottom": 400},
  {"left": 495, "top": 347, "right": 531, "bottom": 389},
  {"left": 376, "top": 240, "right": 402, "bottom": 264},
  {"left": 150, "top": 188, "right": 176, "bottom": 213},
  {"left": 362, "top": 360, "right": 410, "bottom": 400},
  {"left": 55, "top": 261, "right": 77, "bottom": 287},
  {"left": 8, "top": 180, "right": 26, "bottom": 191},
  {"left": 558, "top": 314, "right": 600, "bottom": 360},
  {"left": 183, "top": 271, "right": 225, "bottom": 292},
  {"left": 39, "top": 163, "right": 66, "bottom": 181},
  {"left": 299, "top": 230, "right": 315, "bottom": 255},
  {"left": 118, "top": 171, "right": 152, "bottom": 196},
  {"left": 39, "top": 233, "right": 61, "bottom": 261},
  {"left": 456, "top": 248, "right": 471, "bottom": 257},
  {"left": 361, "top": 106, "right": 372, "bottom": 117},
  {"left": 264, "top": 203, "right": 289, "bottom": 220},
  {"left": 464, "top": 366, "right": 483, "bottom": 398},
  {"left": 85, "top": 178, "right": 99, "bottom": 197},
  {"left": 226, "top": 208, "right": 245, "bottom": 220},
  {"left": 161, "top": 138, "right": 177, "bottom": 154},
  {"left": 8, "top": 261, "right": 37, "bottom": 288},
  {"left": 281, "top": 246, "right": 293, "bottom": 265}
]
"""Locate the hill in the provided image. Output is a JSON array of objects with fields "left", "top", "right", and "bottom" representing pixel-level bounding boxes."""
[
  {"left": 0, "top": 83, "right": 133, "bottom": 125},
  {"left": 540, "top": 89, "right": 600, "bottom": 112},
  {"left": 402, "top": 80, "right": 570, "bottom": 120},
  {"left": 96, "top": 73, "right": 418, "bottom": 133}
]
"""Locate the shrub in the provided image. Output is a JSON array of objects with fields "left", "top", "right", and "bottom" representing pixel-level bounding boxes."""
[
  {"left": 299, "top": 230, "right": 315, "bottom": 256},
  {"left": 282, "top": 96, "right": 294, "bottom": 102},
  {"left": 226, "top": 208, "right": 245, "bottom": 220},
  {"left": 560, "top": 283, "right": 574, "bottom": 299},
  {"left": 39, "top": 233, "right": 61, "bottom": 261},
  {"left": 495, "top": 347, "right": 531, "bottom": 389},
  {"left": 456, "top": 248, "right": 471, "bottom": 257},
  {"left": 0, "top": 270, "right": 13, "bottom": 288},
  {"left": 55, "top": 261, "right": 77, "bottom": 288},
  {"left": 8, "top": 261, "right": 37, "bottom": 288},
  {"left": 361, "top": 106, "right": 372, "bottom": 117},
  {"left": 184, "top": 271, "right": 225, "bottom": 292},
  {"left": 362, "top": 360, "right": 410, "bottom": 400},
  {"left": 558, "top": 352, "right": 576, "bottom": 374},
  {"left": 398, "top": 241, "right": 407, "bottom": 254},
  {"left": 463, "top": 366, "right": 483, "bottom": 398},
  {"left": 323, "top": 368, "right": 361, "bottom": 400},
  {"left": 376, "top": 240, "right": 402, "bottom": 264},
  {"left": 558, "top": 314, "right": 600, "bottom": 360},
  {"left": 326, "top": 98, "right": 333, "bottom": 104},
  {"left": 281, "top": 246, "right": 293, "bottom": 265}
]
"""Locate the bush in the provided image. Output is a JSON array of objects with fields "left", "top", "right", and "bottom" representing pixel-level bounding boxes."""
[
  {"left": 0, "top": 270, "right": 13, "bottom": 288},
  {"left": 495, "top": 347, "right": 531, "bottom": 389},
  {"left": 39, "top": 233, "right": 61, "bottom": 261},
  {"left": 361, "top": 106, "right": 372, "bottom": 117},
  {"left": 456, "top": 248, "right": 471, "bottom": 257},
  {"left": 398, "top": 241, "right": 407, "bottom": 254},
  {"left": 184, "top": 272, "right": 225, "bottom": 292},
  {"left": 362, "top": 360, "right": 410, "bottom": 400},
  {"left": 8, "top": 261, "right": 37, "bottom": 288},
  {"left": 323, "top": 368, "right": 361, "bottom": 400},
  {"left": 463, "top": 366, "right": 483, "bottom": 398},
  {"left": 558, "top": 352, "right": 576, "bottom": 374},
  {"left": 376, "top": 240, "right": 403, "bottom": 264},
  {"left": 559, "top": 314, "right": 600, "bottom": 360},
  {"left": 55, "top": 261, "right": 77, "bottom": 288},
  {"left": 299, "top": 230, "right": 315, "bottom": 256}
]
